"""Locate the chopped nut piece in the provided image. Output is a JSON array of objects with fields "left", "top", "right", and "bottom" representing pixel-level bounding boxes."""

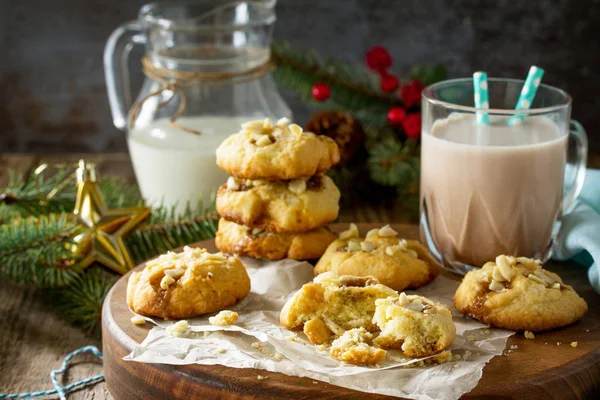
[
  {"left": 257, "top": 375, "right": 268, "bottom": 380},
  {"left": 339, "top": 223, "right": 359, "bottom": 240},
  {"left": 288, "top": 178, "right": 307, "bottom": 194},
  {"left": 324, "top": 318, "right": 346, "bottom": 336},
  {"left": 527, "top": 274, "right": 547, "bottom": 286},
  {"left": 242, "top": 120, "right": 265, "bottom": 130},
  {"left": 495, "top": 255, "right": 515, "bottom": 281},
  {"left": 273, "top": 352, "right": 283, "bottom": 361},
  {"left": 397, "top": 292, "right": 410, "bottom": 306},
  {"left": 378, "top": 225, "right": 398, "bottom": 237},
  {"left": 289, "top": 123, "right": 303, "bottom": 136},
  {"left": 160, "top": 275, "right": 176, "bottom": 289},
  {"left": 226, "top": 176, "right": 240, "bottom": 190},
  {"left": 209, "top": 310, "right": 239, "bottom": 326},
  {"left": 365, "top": 228, "right": 380, "bottom": 240},
  {"left": 404, "top": 299, "right": 425, "bottom": 312},
  {"left": 130, "top": 315, "right": 146, "bottom": 325},
  {"left": 489, "top": 279, "right": 505, "bottom": 292},
  {"left": 533, "top": 269, "right": 556, "bottom": 285},
  {"left": 255, "top": 135, "right": 273, "bottom": 146},
  {"left": 164, "top": 268, "right": 185, "bottom": 279},
  {"left": 551, "top": 282, "right": 561, "bottom": 289},
  {"left": 385, "top": 245, "right": 401, "bottom": 256},
  {"left": 571, "top": 341, "right": 578, "bottom": 348},
  {"left": 360, "top": 241, "right": 376, "bottom": 252},
  {"left": 347, "top": 239, "right": 361, "bottom": 252},
  {"left": 276, "top": 117, "right": 290, "bottom": 126},
  {"left": 215, "top": 348, "right": 227, "bottom": 354},
  {"left": 492, "top": 266, "right": 507, "bottom": 282},
  {"left": 524, "top": 331, "right": 535, "bottom": 339}
]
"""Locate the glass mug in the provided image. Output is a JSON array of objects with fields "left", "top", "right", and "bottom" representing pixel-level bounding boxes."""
[
  {"left": 104, "top": 1, "right": 291, "bottom": 213},
  {"left": 420, "top": 78, "right": 587, "bottom": 275}
]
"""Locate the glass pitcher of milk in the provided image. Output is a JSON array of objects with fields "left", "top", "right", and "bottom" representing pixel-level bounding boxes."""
[{"left": 104, "top": 1, "right": 291, "bottom": 212}]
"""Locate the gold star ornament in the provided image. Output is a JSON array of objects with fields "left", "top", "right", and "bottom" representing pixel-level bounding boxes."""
[{"left": 71, "top": 160, "right": 150, "bottom": 274}]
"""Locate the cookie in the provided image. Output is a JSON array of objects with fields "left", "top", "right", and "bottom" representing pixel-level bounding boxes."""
[
  {"left": 373, "top": 293, "right": 456, "bottom": 357},
  {"left": 216, "top": 118, "right": 340, "bottom": 180},
  {"left": 127, "top": 246, "right": 250, "bottom": 319},
  {"left": 314, "top": 224, "right": 439, "bottom": 291},
  {"left": 216, "top": 173, "right": 340, "bottom": 233},
  {"left": 453, "top": 255, "right": 588, "bottom": 331},
  {"left": 280, "top": 273, "right": 398, "bottom": 343},
  {"left": 215, "top": 218, "right": 336, "bottom": 260},
  {"left": 329, "top": 328, "right": 387, "bottom": 365}
]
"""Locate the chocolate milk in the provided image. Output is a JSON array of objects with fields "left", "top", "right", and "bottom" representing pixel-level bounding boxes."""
[{"left": 420, "top": 114, "right": 568, "bottom": 267}]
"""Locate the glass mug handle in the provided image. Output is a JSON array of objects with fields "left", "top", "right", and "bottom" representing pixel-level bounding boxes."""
[
  {"left": 103, "top": 21, "right": 146, "bottom": 131},
  {"left": 563, "top": 120, "right": 588, "bottom": 213}
]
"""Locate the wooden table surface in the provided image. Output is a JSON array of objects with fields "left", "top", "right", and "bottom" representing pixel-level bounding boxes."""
[{"left": 1, "top": 152, "right": 599, "bottom": 399}]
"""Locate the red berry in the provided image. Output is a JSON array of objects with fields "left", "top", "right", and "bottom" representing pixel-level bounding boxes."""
[
  {"left": 400, "top": 80, "right": 425, "bottom": 108},
  {"left": 311, "top": 82, "right": 331, "bottom": 102},
  {"left": 365, "top": 46, "right": 392, "bottom": 72},
  {"left": 380, "top": 74, "right": 399, "bottom": 93},
  {"left": 387, "top": 107, "right": 407, "bottom": 125},
  {"left": 402, "top": 113, "right": 422, "bottom": 139}
]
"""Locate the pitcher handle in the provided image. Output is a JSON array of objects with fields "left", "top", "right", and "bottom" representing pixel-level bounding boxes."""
[
  {"left": 563, "top": 119, "right": 588, "bottom": 213},
  {"left": 103, "top": 21, "right": 145, "bottom": 131}
]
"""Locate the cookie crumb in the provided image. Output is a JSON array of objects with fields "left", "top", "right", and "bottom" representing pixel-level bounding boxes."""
[
  {"left": 571, "top": 341, "right": 578, "bottom": 348},
  {"left": 524, "top": 331, "right": 535, "bottom": 340},
  {"left": 130, "top": 315, "right": 146, "bottom": 325},
  {"left": 209, "top": 310, "right": 238, "bottom": 326},
  {"left": 166, "top": 320, "right": 190, "bottom": 337},
  {"left": 257, "top": 375, "right": 268, "bottom": 380}
]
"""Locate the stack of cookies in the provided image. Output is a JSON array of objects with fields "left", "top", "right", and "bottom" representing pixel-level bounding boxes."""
[{"left": 214, "top": 118, "right": 341, "bottom": 260}]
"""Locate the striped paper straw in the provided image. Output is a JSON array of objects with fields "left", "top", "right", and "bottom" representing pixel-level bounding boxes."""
[
  {"left": 509, "top": 66, "right": 545, "bottom": 125},
  {"left": 472, "top": 72, "right": 490, "bottom": 124}
]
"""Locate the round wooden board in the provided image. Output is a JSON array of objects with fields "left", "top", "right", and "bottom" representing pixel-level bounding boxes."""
[{"left": 102, "top": 223, "right": 600, "bottom": 399}]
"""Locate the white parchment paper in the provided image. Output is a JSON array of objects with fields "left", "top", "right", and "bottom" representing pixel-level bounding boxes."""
[{"left": 125, "top": 258, "right": 514, "bottom": 400}]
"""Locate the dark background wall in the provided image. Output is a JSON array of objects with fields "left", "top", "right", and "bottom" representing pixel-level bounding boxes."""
[{"left": 0, "top": 0, "right": 599, "bottom": 153}]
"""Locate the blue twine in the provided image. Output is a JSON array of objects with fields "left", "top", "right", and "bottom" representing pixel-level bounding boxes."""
[{"left": 0, "top": 346, "right": 104, "bottom": 400}]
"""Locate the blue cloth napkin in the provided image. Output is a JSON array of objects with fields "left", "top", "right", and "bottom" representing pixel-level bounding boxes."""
[{"left": 554, "top": 168, "right": 600, "bottom": 293}]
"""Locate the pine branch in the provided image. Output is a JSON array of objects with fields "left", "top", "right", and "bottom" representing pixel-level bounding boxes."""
[
  {"left": 1, "top": 166, "right": 141, "bottom": 217},
  {"left": 0, "top": 214, "right": 83, "bottom": 287},
  {"left": 271, "top": 41, "right": 397, "bottom": 125},
  {"left": 367, "top": 135, "right": 420, "bottom": 187},
  {"left": 126, "top": 198, "right": 219, "bottom": 265},
  {"left": 48, "top": 267, "right": 117, "bottom": 335}
]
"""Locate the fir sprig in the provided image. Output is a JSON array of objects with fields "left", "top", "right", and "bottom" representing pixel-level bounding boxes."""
[
  {"left": 1, "top": 166, "right": 141, "bottom": 217},
  {"left": 0, "top": 213, "right": 82, "bottom": 287},
  {"left": 126, "top": 199, "right": 218, "bottom": 264},
  {"left": 271, "top": 42, "right": 396, "bottom": 126},
  {"left": 368, "top": 136, "right": 420, "bottom": 187},
  {"left": 48, "top": 267, "right": 117, "bottom": 334}
]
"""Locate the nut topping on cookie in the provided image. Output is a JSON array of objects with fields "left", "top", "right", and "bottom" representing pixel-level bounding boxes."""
[
  {"left": 288, "top": 178, "right": 307, "bottom": 194},
  {"left": 227, "top": 176, "right": 241, "bottom": 190},
  {"left": 378, "top": 225, "right": 398, "bottom": 237},
  {"left": 360, "top": 241, "right": 376, "bottom": 252},
  {"left": 339, "top": 223, "right": 359, "bottom": 240}
]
